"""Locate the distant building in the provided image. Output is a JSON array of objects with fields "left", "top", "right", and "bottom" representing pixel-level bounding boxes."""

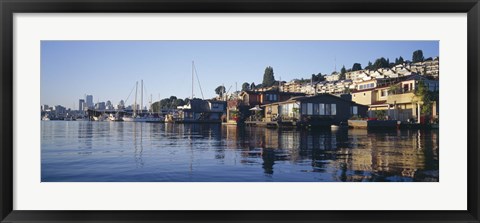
[
  {"left": 95, "top": 102, "right": 106, "bottom": 110},
  {"left": 325, "top": 72, "right": 340, "bottom": 82},
  {"left": 42, "top": 104, "right": 49, "bottom": 111},
  {"left": 78, "top": 99, "right": 85, "bottom": 111},
  {"left": 280, "top": 81, "right": 302, "bottom": 93},
  {"left": 106, "top": 100, "right": 114, "bottom": 110},
  {"left": 86, "top": 95, "right": 94, "bottom": 108},
  {"left": 54, "top": 105, "right": 66, "bottom": 115},
  {"left": 117, "top": 100, "right": 125, "bottom": 109}
]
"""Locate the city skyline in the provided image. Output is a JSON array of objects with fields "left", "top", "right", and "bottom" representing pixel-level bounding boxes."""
[{"left": 41, "top": 40, "right": 439, "bottom": 108}]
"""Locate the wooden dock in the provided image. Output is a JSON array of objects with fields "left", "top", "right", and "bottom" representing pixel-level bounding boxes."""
[
  {"left": 348, "top": 120, "right": 399, "bottom": 129},
  {"left": 245, "top": 121, "right": 278, "bottom": 128}
]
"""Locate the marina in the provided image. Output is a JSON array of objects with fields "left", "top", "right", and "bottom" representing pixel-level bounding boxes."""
[{"left": 40, "top": 41, "right": 441, "bottom": 182}]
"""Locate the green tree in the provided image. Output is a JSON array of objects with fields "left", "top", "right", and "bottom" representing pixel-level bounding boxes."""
[
  {"left": 250, "top": 82, "right": 256, "bottom": 90},
  {"left": 372, "top": 57, "right": 389, "bottom": 70},
  {"left": 340, "top": 65, "right": 347, "bottom": 80},
  {"left": 366, "top": 61, "right": 373, "bottom": 70},
  {"left": 317, "top": 73, "right": 325, "bottom": 82},
  {"left": 151, "top": 101, "right": 161, "bottom": 112},
  {"left": 262, "top": 66, "right": 275, "bottom": 87},
  {"left": 241, "top": 82, "right": 250, "bottom": 91},
  {"left": 215, "top": 85, "right": 226, "bottom": 97},
  {"left": 398, "top": 56, "right": 404, "bottom": 64},
  {"left": 312, "top": 73, "right": 323, "bottom": 82},
  {"left": 415, "top": 81, "right": 432, "bottom": 116},
  {"left": 176, "top": 99, "right": 185, "bottom": 107},
  {"left": 351, "top": 63, "right": 362, "bottom": 71},
  {"left": 412, "top": 50, "right": 424, "bottom": 63}
]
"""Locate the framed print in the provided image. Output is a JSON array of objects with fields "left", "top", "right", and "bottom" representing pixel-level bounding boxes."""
[{"left": 1, "top": 0, "right": 479, "bottom": 222}]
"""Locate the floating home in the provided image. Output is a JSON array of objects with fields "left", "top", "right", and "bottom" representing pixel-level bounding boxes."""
[
  {"left": 260, "top": 94, "right": 368, "bottom": 127},
  {"left": 351, "top": 73, "right": 439, "bottom": 123},
  {"left": 226, "top": 90, "right": 306, "bottom": 125},
  {"left": 176, "top": 99, "right": 226, "bottom": 123}
]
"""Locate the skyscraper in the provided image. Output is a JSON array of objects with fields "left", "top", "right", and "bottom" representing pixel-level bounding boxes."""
[
  {"left": 86, "top": 95, "right": 93, "bottom": 109},
  {"left": 79, "top": 99, "right": 85, "bottom": 111}
]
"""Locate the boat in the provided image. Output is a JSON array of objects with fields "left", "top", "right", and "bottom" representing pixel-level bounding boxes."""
[
  {"left": 108, "top": 113, "right": 123, "bottom": 122},
  {"left": 145, "top": 114, "right": 163, "bottom": 123},
  {"left": 123, "top": 80, "right": 161, "bottom": 122},
  {"left": 164, "top": 114, "right": 175, "bottom": 123},
  {"left": 144, "top": 94, "right": 164, "bottom": 123},
  {"left": 41, "top": 114, "right": 50, "bottom": 121},
  {"left": 331, "top": 122, "right": 348, "bottom": 130},
  {"left": 123, "top": 116, "right": 147, "bottom": 122},
  {"left": 93, "top": 114, "right": 108, "bottom": 121}
]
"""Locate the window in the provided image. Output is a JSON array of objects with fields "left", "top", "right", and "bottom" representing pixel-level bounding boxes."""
[
  {"left": 325, "top": 104, "right": 331, "bottom": 115},
  {"left": 307, "top": 103, "right": 313, "bottom": 115},
  {"left": 301, "top": 103, "right": 307, "bottom": 115},
  {"left": 380, "top": 89, "right": 387, "bottom": 97},
  {"left": 331, "top": 104, "right": 336, "bottom": 115},
  {"left": 313, "top": 103, "right": 319, "bottom": 115},
  {"left": 319, "top": 103, "right": 325, "bottom": 115},
  {"left": 352, "top": 106, "right": 358, "bottom": 115}
]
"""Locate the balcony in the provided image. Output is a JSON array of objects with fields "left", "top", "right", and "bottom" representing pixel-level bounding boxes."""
[{"left": 386, "top": 92, "right": 417, "bottom": 104}]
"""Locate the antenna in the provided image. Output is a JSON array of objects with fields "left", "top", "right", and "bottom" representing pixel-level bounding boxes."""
[{"left": 279, "top": 76, "right": 282, "bottom": 91}]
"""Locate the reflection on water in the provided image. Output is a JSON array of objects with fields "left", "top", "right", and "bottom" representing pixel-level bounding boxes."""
[{"left": 41, "top": 121, "right": 439, "bottom": 182}]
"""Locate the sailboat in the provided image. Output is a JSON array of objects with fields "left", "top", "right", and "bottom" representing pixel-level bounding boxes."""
[
  {"left": 145, "top": 94, "right": 164, "bottom": 123},
  {"left": 123, "top": 81, "right": 140, "bottom": 122},
  {"left": 123, "top": 80, "right": 163, "bottom": 122}
]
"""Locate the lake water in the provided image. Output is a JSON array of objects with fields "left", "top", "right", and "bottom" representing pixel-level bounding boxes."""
[{"left": 41, "top": 121, "right": 439, "bottom": 182}]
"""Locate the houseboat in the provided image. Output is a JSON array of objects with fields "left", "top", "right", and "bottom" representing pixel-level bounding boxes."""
[
  {"left": 261, "top": 94, "right": 368, "bottom": 128},
  {"left": 176, "top": 99, "right": 226, "bottom": 123}
]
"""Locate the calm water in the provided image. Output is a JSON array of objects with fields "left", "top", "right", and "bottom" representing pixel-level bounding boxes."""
[{"left": 41, "top": 121, "right": 439, "bottom": 182}]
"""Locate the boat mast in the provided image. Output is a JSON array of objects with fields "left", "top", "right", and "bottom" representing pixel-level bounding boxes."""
[
  {"left": 192, "top": 60, "right": 195, "bottom": 99},
  {"left": 134, "top": 81, "right": 138, "bottom": 117},
  {"left": 141, "top": 80, "right": 143, "bottom": 115},
  {"left": 150, "top": 94, "right": 152, "bottom": 113}
]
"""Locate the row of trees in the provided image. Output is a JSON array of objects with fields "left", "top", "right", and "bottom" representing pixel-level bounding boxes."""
[{"left": 151, "top": 96, "right": 191, "bottom": 112}]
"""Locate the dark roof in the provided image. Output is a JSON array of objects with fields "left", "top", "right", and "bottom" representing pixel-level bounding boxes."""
[
  {"left": 261, "top": 93, "right": 367, "bottom": 108},
  {"left": 242, "top": 90, "right": 305, "bottom": 96},
  {"left": 351, "top": 73, "right": 425, "bottom": 93}
]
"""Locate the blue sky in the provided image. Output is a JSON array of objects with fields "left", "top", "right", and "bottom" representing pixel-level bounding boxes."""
[{"left": 41, "top": 41, "right": 438, "bottom": 109}]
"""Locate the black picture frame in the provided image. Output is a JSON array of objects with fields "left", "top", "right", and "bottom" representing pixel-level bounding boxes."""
[{"left": 1, "top": 0, "right": 479, "bottom": 222}]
